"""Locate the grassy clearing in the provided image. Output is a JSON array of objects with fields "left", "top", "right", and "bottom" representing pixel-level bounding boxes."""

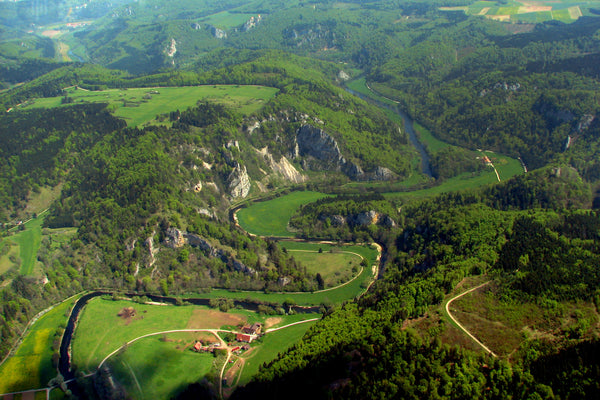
[
  {"left": 199, "top": 11, "right": 256, "bottom": 28},
  {"left": 199, "top": 243, "right": 378, "bottom": 306},
  {"left": 237, "top": 321, "right": 316, "bottom": 386},
  {"left": 71, "top": 298, "right": 316, "bottom": 374},
  {"left": 482, "top": 150, "right": 523, "bottom": 181},
  {"left": 19, "top": 85, "right": 279, "bottom": 127},
  {"left": 236, "top": 191, "right": 330, "bottom": 237},
  {"left": 0, "top": 298, "right": 75, "bottom": 394},
  {"left": 413, "top": 122, "right": 449, "bottom": 153},
  {"left": 449, "top": 281, "right": 600, "bottom": 358},
  {"left": 107, "top": 335, "right": 215, "bottom": 400},
  {"left": 72, "top": 298, "right": 195, "bottom": 373},
  {"left": 11, "top": 217, "right": 43, "bottom": 275},
  {"left": 287, "top": 249, "right": 361, "bottom": 287},
  {"left": 384, "top": 169, "right": 500, "bottom": 202}
]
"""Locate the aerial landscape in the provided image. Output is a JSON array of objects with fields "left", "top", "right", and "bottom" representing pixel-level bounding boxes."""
[{"left": 0, "top": 0, "right": 600, "bottom": 399}]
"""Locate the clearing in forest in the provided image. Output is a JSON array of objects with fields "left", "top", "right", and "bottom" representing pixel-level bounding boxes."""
[{"left": 18, "top": 85, "right": 279, "bottom": 127}]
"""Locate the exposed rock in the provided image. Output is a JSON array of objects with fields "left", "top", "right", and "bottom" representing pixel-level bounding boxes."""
[
  {"left": 240, "top": 15, "right": 262, "bottom": 32},
  {"left": 126, "top": 239, "right": 137, "bottom": 252},
  {"left": 330, "top": 215, "right": 346, "bottom": 226},
  {"left": 338, "top": 70, "right": 350, "bottom": 81},
  {"left": 320, "top": 210, "right": 396, "bottom": 228},
  {"left": 197, "top": 208, "right": 214, "bottom": 218},
  {"left": 295, "top": 124, "right": 364, "bottom": 179},
  {"left": 191, "top": 22, "right": 201, "bottom": 30},
  {"left": 259, "top": 147, "right": 305, "bottom": 183},
  {"left": 164, "top": 229, "right": 256, "bottom": 275},
  {"left": 164, "top": 227, "right": 186, "bottom": 248},
  {"left": 193, "top": 181, "right": 202, "bottom": 192},
  {"left": 205, "top": 182, "right": 219, "bottom": 192},
  {"left": 373, "top": 166, "right": 395, "bottom": 181},
  {"left": 165, "top": 38, "right": 177, "bottom": 58},
  {"left": 228, "top": 163, "right": 251, "bottom": 198},
  {"left": 209, "top": 25, "right": 227, "bottom": 39},
  {"left": 247, "top": 121, "right": 261, "bottom": 134},
  {"left": 278, "top": 276, "right": 292, "bottom": 286}
]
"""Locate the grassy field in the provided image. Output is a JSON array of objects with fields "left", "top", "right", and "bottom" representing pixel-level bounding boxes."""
[
  {"left": 70, "top": 298, "right": 317, "bottom": 398},
  {"left": 197, "top": 243, "right": 378, "bottom": 306},
  {"left": 0, "top": 297, "right": 76, "bottom": 394},
  {"left": 453, "top": 0, "right": 597, "bottom": 22},
  {"left": 19, "top": 85, "right": 279, "bottom": 127},
  {"left": 236, "top": 321, "right": 316, "bottom": 386},
  {"left": 284, "top": 244, "right": 362, "bottom": 287},
  {"left": 107, "top": 335, "right": 216, "bottom": 400},
  {"left": 199, "top": 11, "right": 256, "bottom": 28},
  {"left": 445, "top": 279, "right": 600, "bottom": 358},
  {"left": 0, "top": 212, "right": 47, "bottom": 278},
  {"left": 413, "top": 122, "right": 449, "bottom": 153},
  {"left": 71, "top": 298, "right": 318, "bottom": 374},
  {"left": 482, "top": 150, "right": 524, "bottom": 181},
  {"left": 236, "top": 191, "right": 330, "bottom": 237}
]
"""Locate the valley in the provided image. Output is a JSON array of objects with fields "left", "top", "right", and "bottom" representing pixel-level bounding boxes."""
[{"left": 1, "top": 0, "right": 600, "bottom": 399}]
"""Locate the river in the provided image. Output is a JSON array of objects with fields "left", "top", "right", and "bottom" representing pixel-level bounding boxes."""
[{"left": 345, "top": 85, "right": 433, "bottom": 178}]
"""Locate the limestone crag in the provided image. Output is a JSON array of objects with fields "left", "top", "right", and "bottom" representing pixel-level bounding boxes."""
[
  {"left": 294, "top": 124, "right": 394, "bottom": 181},
  {"left": 319, "top": 210, "right": 396, "bottom": 227},
  {"left": 228, "top": 162, "right": 251, "bottom": 198},
  {"left": 295, "top": 124, "right": 364, "bottom": 179},
  {"left": 209, "top": 26, "right": 227, "bottom": 39},
  {"left": 258, "top": 147, "right": 305, "bottom": 183},
  {"left": 164, "top": 228, "right": 256, "bottom": 275}
]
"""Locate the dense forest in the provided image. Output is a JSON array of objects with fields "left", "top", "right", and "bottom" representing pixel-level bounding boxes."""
[{"left": 1, "top": 0, "right": 600, "bottom": 399}]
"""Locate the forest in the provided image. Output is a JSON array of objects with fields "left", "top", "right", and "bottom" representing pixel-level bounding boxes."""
[{"left": 1, "top": 0, "right": 600, "bottom": 399}]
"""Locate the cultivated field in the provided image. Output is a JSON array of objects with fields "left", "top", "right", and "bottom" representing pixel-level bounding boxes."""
[
  {"left": 0, "top": 298, "right": 76, "bottom": 394},
  {"left": 236, "top": 191, "right": 330, "bottom": 237},
  {"left": 18, "top": 85, "right": 279, "bottom": 127},
  {"left": 448, "top": 0, "right": 599, "bottom": 23}
]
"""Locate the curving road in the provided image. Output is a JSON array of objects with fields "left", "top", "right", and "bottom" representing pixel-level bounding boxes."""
[{"left": 445, "top": 281, "right": 497, "bottom": 358}]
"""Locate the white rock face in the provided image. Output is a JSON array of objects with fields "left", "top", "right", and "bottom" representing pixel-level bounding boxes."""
[
  {"left": 228, "top": 163, "right": 251, "bottom": 198},
  {"left": 259, "top": 147, "right": 305, "bottom": 183}
]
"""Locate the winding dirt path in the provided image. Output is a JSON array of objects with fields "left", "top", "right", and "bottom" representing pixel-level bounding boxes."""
[{"left": 445, "top": 281, "right": 497, "bottom": 357}]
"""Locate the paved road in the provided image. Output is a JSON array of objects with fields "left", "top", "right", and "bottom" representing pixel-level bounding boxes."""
[{"left": 445, "top": 281, "right": 497, "bottom": 358}]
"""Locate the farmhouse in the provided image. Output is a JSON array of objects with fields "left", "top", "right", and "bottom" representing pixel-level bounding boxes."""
[{"left": 242, "top": 323, "right": 262, "bottom": 335}]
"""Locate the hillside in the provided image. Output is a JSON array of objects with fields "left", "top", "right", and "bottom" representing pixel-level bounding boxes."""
[{"left": 1, "top": 1, "right": 600, "bottom": 399}]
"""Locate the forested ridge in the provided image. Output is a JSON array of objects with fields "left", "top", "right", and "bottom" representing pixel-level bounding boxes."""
[{"left": 1, "top": 0, "right": 600, "bottom": 399}]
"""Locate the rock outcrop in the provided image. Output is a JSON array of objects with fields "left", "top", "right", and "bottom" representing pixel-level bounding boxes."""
[
  {"left": 319, "top": 210, "right": 396, "bottom": 228},
  {"left": 259, "top": 147, "right": 305, "bottom": 183},
  {"left": 164, "top": 228, "right": 256, "bottom": 275},
  {"left": 295, "top": 125, "right": 393, "bottom": 181},
  {"left": 228, "top": 162, "right": 251, "bottom": 198},
  {"left": 209, "top": 26, "right": 227, "bottom": 39}
]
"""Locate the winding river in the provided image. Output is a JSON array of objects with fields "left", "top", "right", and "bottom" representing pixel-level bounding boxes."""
[{"left": 345, "top": 85, "right": 433, "bottom": 178}]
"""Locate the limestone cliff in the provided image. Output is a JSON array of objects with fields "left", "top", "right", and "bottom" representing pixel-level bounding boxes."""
[{"left": 228, "top": 162, "right": 251, "bottom": 198}]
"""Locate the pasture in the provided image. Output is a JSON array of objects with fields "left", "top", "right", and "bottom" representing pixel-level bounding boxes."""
[
  {"left": 236, "top": 191, "right": 330, "bottom": 237},
  {"left": 18, "top": 85, "right": 279, "bottom": 127},
  {"left": 107, "top": 335, "right": 215, "bottom": 400},
  {"left": 0, "top": 298, "right": 75, "bottom": 394},
  {"left": 236, "top": 321, "right": 316, "bottom": 386},
  {"left": 282, "top": 243, "right": 362, "bottom": 287}
]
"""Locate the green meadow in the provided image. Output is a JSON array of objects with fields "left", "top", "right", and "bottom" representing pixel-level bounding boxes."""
[
  {"left": 19, "top": 85, "right": 279, "bottom": 127},
  {"left": 237, "top": 321, "right": 316, "bottom": 386},
  {"left": 107, "top": 336, "right": 215, "bottom": 400},
  {"left": 199, "top": 243, "right": 379, "bottom": 306},
  {"left": 236, "top": 191, "right": 330, "bottom": 237},
  {"left": 199, "top": 11, "right": 257, "bottom": 28},
  {"left": 0, "top": 297, "right": 76, "bottom": 394}
]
